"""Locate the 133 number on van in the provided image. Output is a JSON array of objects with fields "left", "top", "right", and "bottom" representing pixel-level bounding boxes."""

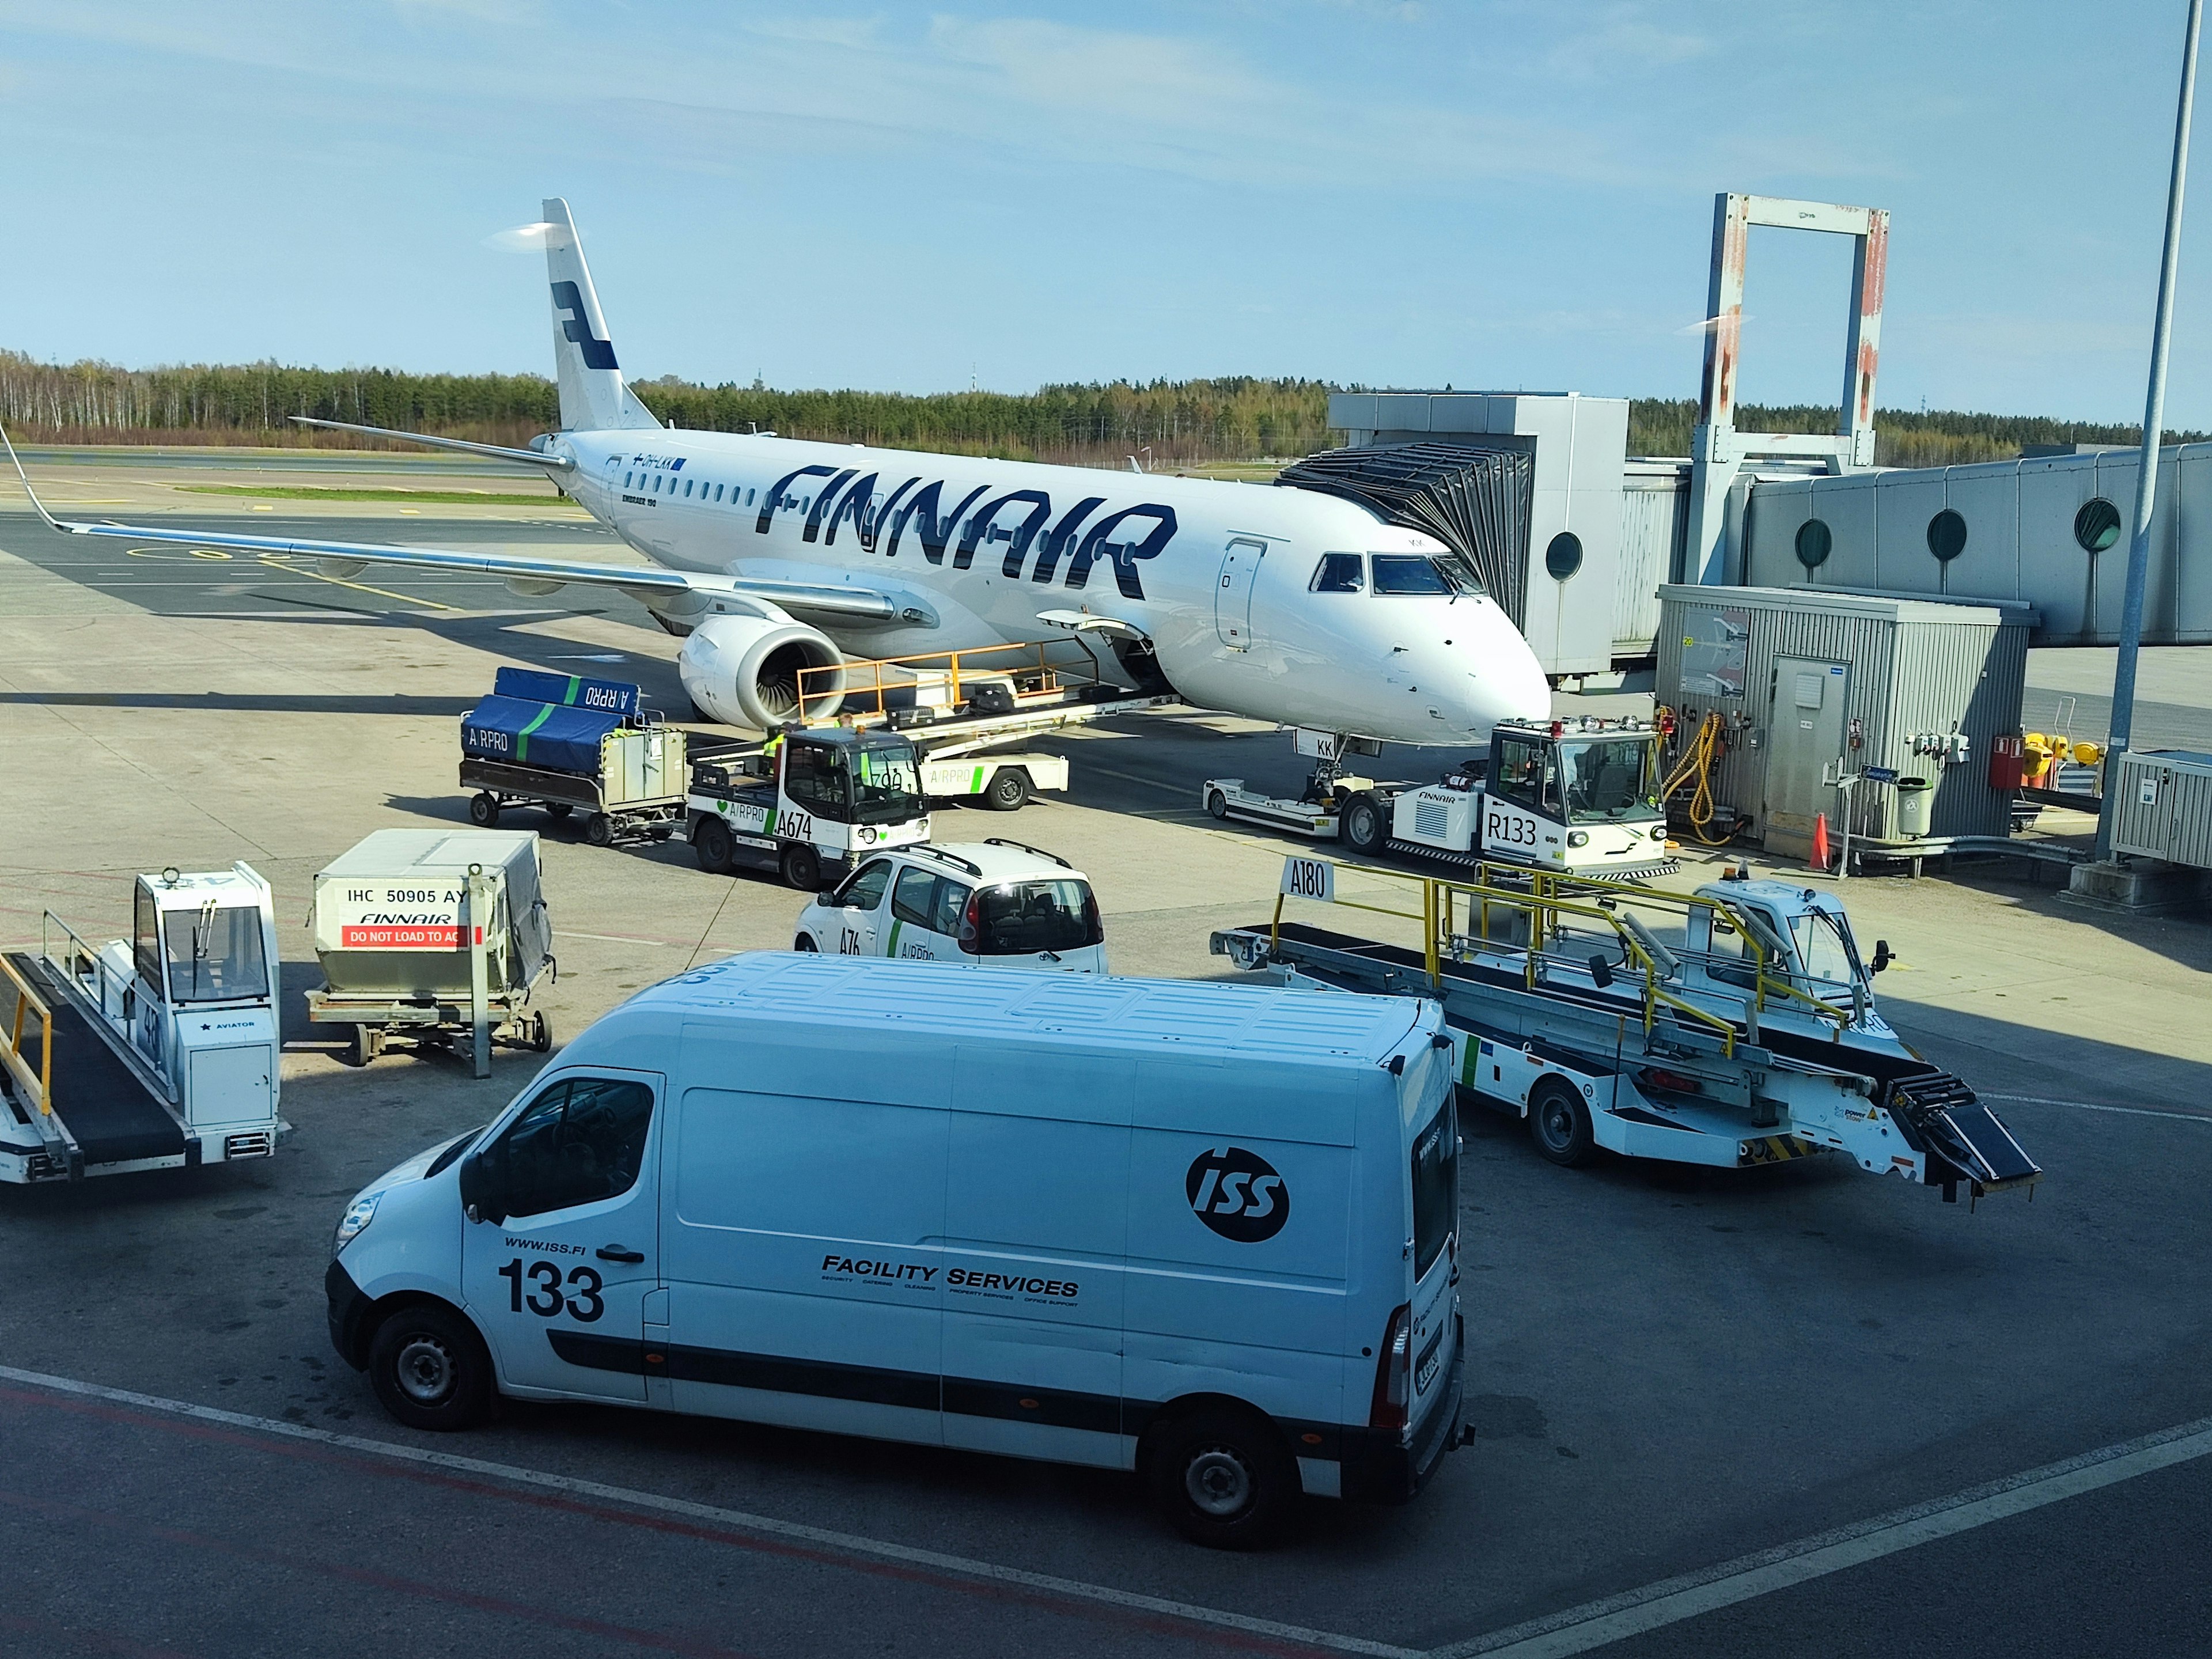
[{"left": 497, "top": 1256, "right": 605, "bottom": 1322}]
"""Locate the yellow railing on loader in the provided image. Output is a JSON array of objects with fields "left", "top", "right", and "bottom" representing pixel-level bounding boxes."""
[
  {"left": 797, "top": 639, "right": 1114, "bottom": 724},
  {"left": 0, "top": 952, "right": 54, "bottom": 1118},
  {"left": 1268, "top": 857, "right": 1853, "bottom": 1052}
]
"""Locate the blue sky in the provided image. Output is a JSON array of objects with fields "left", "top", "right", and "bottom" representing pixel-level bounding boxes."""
[{"left": 2, "top": 1, "right": 2209, "bottom": 426}]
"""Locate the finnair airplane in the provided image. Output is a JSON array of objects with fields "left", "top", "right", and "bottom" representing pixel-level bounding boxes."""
[{"left": 7, "top": 198, "right": 1549, "bottom": 744}]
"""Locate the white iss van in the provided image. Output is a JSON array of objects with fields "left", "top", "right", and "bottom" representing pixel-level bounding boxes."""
[{"left": 325, "top": 954, "right": 1465, "bottom": 1546}]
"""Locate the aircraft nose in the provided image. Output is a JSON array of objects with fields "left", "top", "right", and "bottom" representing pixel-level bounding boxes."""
[{"left": 1463, "top": 605, "right": 1552, "bottom": 732}]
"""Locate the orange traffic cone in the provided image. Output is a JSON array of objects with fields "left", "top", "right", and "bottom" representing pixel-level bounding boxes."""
[{"left": 1809, "top": 812, "right": 1832, "bottom": 872}]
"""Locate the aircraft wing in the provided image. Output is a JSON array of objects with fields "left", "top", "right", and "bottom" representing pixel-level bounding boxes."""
[{"left": 2, "top": 429, "right": 916, "bottom": 626}]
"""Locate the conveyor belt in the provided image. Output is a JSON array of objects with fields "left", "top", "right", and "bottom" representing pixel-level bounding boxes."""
[{"left": 4, "top": 954, "right": 184, "bottom": 1166}]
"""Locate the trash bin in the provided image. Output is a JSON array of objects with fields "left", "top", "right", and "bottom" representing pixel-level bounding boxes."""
[{"left": 1895, "top": 777, "right": 1932, "bottom": 838}]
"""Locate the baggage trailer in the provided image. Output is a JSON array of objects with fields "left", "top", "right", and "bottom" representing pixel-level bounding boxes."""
[
  {"left": 307, "top": 830, "right": 556, "bottom": 1075},
  {"left": 1, "top": 865, "right": 285, "bottom": 1183},
  {"left": 459, "top": 669, "right": 687, "bottom": 846},
  {"left": 1212, "top": 855, "right": 2040, "bottom": 1204},
  {"left": 1206, "top": 717, "right": 1677, "bottom": 882}
]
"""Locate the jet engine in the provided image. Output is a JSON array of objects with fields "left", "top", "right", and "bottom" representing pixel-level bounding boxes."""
[{"left": 677, "top": 614, "right": 847, "bottom": 730}]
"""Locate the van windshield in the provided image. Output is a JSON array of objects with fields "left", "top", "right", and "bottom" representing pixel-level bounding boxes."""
[{"left": 1411, "top": 1094, "right": 1457, "bottom": 1280}]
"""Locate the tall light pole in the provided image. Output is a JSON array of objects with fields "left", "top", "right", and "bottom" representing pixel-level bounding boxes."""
[{"left": 2098, "top": 0, "right": 2205, "bottom": 861}]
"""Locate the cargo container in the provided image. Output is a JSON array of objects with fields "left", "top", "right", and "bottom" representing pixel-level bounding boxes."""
[{"left": 306, "top": 829, "right": 555, "bottom": 1070}]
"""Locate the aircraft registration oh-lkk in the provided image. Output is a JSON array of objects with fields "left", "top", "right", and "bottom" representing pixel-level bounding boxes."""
[{"left": 2, "top": 198, "right": 1551, "bottom": 744}]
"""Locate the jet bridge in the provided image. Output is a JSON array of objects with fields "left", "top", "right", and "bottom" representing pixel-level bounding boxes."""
[{"left": 1277, "top": 444, "right": 1537, "bottom": 629}]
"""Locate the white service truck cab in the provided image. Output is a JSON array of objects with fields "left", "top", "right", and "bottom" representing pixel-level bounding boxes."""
[
  {"left": 326, "top": 954, "right": 1464, "bottom": 1546},
  {"left": 688, "top": 726, "right": 932, "bottom": 892},
  {"left": 794, "top": 839, "right": 1109, "bottom": 973}
]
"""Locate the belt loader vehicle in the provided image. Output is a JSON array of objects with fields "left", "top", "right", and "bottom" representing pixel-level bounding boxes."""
[
  {"left": 1206, "top": 717, "right": 1676, "bottom": 882},
  {"left": 2, "top": 865, "right": 285, "bottom": 1181},
  {"left": 1213, "top": 856, "right": 2040, "bottom": 1205}
]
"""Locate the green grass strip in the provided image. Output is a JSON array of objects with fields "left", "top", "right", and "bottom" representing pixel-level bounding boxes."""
[{"left": 175, "top": 484, "right": 566, "bottom": 505}]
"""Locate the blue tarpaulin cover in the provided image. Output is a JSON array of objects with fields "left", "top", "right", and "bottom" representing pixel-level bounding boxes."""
[
  {"left": 462, "top": 694, "right": 620, "bottom": 775},
  {"left": 492, "top": 666, "right": 642, "bottom": 717}
]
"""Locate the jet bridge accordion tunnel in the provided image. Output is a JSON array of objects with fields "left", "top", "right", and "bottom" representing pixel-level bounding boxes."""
[{"left": 1278, "top": 444, "right": 1537, "bottom": 634}]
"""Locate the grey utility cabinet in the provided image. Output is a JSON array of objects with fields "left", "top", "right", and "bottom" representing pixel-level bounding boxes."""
[{"left": 1655, "top": 585, "right": 2030, "bottom": 860}]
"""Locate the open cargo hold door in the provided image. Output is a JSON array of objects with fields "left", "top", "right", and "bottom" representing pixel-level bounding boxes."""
[{"left": 1276, "top": 444, "right": 1536, "bottom": 627}]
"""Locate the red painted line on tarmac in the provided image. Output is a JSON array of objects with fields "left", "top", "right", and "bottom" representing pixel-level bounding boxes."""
[
  {"left": 0, "top": 1611, "right": 198, "bottom": 1658},
  {"left": 0, "top": 1485, "right": 757, "bottom": 1658},
  {"left": 0, "top": 1387, "right": 1340, "bottom": 1658}
]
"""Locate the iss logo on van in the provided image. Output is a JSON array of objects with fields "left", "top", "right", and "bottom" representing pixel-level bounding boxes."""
[{"left": 1185, "top": 1146, "right": 1290, "bottom": 1243}]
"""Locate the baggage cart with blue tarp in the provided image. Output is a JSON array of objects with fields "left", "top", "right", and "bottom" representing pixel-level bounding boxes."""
[{"left": 459, "top": 675, "right": 688, "bottom": 846}]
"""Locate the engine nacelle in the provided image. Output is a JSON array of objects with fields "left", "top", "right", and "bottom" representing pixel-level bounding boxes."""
[{"left": 677, "top": 613, "right": 847, "bottom": 730}]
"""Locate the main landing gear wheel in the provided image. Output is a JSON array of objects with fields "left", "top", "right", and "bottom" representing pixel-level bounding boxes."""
[
  {"left": 982, "top": 768, "right": 1032, "bottom": 812},
  {"left": 584, "top": 813, "right": 614, "bottom": 848},
  {"left": 779, "top": 843, "right": 821, "bottom": 893},
  {"left": 693, "top": 816, "right": 736, "bottom": 874},
  {"left": 1342, "top": 794, "right": 1387, "bottom": 857},
  {"left": 1146, "top": 1408, "right": 1298, "bottom": 1549},
  {"left": 1529, "top": 1076, "right": 1596, "bottom": 1168},
  {"left": 367, "top": 1302, "right": 495, "bottom": 1432},
  {"left": 1206, "top": 788, "right": 1229, "bottom": 821},
  {"left": 467, "top": 792, "right": 500, "bottom": 827}
]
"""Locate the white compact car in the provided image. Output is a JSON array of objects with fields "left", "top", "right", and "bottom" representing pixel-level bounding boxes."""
[{"left": 794, "top": 839, "right": 1108, "bottom": 973}]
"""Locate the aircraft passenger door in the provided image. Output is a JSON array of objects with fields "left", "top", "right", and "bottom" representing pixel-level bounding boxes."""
[{"left": 1215, "top": 539, "right": 1267, "bottom": 649}]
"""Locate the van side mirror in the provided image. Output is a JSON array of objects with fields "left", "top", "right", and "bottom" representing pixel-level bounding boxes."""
[
  {"left": 457, "top": 1149, "right": 506, "bottom": 1227},
  {"left": 819, "top": 889, "right": 840, "bottom": 907},
  {"left": 1869, "top": 939, "right": 1894, "bottom": 974}
]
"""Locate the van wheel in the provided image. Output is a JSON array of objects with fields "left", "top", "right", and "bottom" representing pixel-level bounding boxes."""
[
  {"left": 694, "top": 816, "right": 736, "bottom": 874},
  {"left": 1146, "top": 1408, "right": 1297, "bottom": 1549},
  {"left": 366, "top": 1302, "right": 494, "bottom": 1431},
  {"left": 793, "top": 935, "right": 819, "bottom": 952},
  {"left": 1342, "top": 794, "right": 1387, "bottom": 856},
  {"left": 1529, "top": 1077, "right": 1596, "bottom": 1167},
  {"left": 468, "top": 792, "right": 500, "bottom": 828},
  {"left": 982, "top": 768, "right": 1031, "bottom": 812},
  {"left": 779, "top": 844, "right": 821, "bottom": 892}
]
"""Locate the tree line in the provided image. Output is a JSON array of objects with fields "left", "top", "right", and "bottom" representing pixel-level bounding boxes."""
[{"left": 0, "top": 349, "right": 2196, "bottom": 469}]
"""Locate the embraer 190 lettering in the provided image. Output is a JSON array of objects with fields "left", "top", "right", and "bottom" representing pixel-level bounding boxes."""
[{"left": 4, "top": 198, "right": 1551, "bottom": 744}]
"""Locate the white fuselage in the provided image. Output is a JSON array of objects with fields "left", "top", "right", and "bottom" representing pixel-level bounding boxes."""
[{"left": 550, "top": 429, "right": 1552, "bottom": 745}]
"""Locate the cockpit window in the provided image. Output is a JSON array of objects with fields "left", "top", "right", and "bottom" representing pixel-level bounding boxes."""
[
  {"left": 1372, "top": 554, "right": 1477, "bottom": 596},
  {"left": 1309, "top": 553, "right": 1364, "bottom": 593}
]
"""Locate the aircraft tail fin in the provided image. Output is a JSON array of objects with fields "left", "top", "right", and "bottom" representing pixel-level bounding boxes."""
[{"left": 542, "top": 196, "right": 661, "bottom": 433}]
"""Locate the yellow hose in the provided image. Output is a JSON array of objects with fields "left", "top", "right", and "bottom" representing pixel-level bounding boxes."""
[{"left": 1660, "top": 709, "right": 1734, "bottom": 846}]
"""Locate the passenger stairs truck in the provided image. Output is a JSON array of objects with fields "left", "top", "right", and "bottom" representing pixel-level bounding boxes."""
[
  {"left": 1206, "top": 717, "right": 1677, "bottom": 882},
  {"left": 1, "top": 865, "right": 286, "bottom": 1182},
  {"left": 1212, "top": 856, "right": 2040, "bottom": 1204}
]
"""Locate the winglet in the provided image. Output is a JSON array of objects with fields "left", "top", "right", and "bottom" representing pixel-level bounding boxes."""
[{"left": 0, "top": 419, "right": 81, "bottom": 535}]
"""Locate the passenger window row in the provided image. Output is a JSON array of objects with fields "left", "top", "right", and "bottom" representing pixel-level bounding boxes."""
[{"left": 619, "top": 469, "right": 762, "bottom": 508}]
